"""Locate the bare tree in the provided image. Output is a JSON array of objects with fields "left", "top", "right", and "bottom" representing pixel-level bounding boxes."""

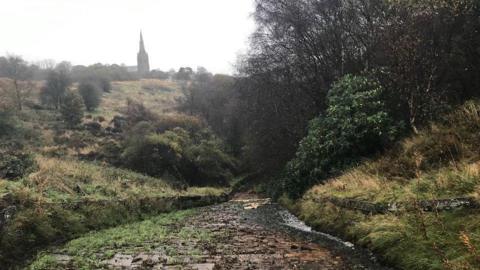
[{"left": 0, "top": 55, "right": 33, "bottom": 111}]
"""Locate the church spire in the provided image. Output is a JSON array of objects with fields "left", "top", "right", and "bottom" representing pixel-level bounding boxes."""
[
  {"left": 139, "top": 31, "right": 145, "bottom": 52},
  {"left": 137, "top": 30, "right": 150, "bottom": 77}
]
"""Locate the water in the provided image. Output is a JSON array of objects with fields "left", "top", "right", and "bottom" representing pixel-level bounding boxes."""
[
  {"left": 279, "top": 209, "right": 355, "bottom": 249},
  {"left": 240, "top": 199, "right": 393, "bottom": 270}
]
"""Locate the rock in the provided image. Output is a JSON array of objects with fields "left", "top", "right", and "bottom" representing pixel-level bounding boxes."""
[
  {"left": 53, "top": 254, "right": 72, "bottom": 265},
  {"left": 105, "top": 254, "right": 133, "bottom": 268},
  {"left": 0, "top": 205, "right": 17, "bottom": 230},
  {"left": 189, "top": 263, "right": 216, "bottom": 270}
]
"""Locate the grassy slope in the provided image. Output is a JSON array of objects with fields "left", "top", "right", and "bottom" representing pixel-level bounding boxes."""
[
  {"left": 0, "top": 156, "right": 225, "bottom": 203},
  {"left": 289, "top": 101, "right": 480, "bottom": 270},
  {"left": 0, "top": 79, "right": 225, "bottom": 268},
  {"left": 94, "top": 79, "right": 183, "bottom": 120}
]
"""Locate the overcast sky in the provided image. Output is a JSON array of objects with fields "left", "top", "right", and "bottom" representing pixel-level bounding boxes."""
[{"left": 0, "top": 0, "right": 256, "bottom": 74}]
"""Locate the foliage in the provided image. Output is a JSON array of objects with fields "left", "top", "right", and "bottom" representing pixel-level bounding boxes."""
[
  {"left": 288, "top": 100, "right": 480, "bottom": 269},
  {"left": 0, "top": 155, "right": 226, "bottom": 267},
  {"left": 78, "top": 81, "right": 102, "bottom": 111},
  {"left": 60, "top": 90, "right": 84, "bottom": 127},
  {"left": 40, "top": 70, "right": 71, "bottom": 109},
  {"left": 0, "top": 56, "right": 34, "bottom": 111},
  {"left": 234, "top": 0, "right": 480, "bottom": 175},
  {"left": 123, "top": 99, "right": 157, "bottom": 127},
  {"left": 71, "top": 63, "right": 135, "bottom": 82},
  {"left": 0, "top": 148, "right": 36, "bottom": 180},
  {"left": 179, "top": 73, "right": 244, "bottom": 156},
  {"left": 0, "top": 110, "right": 17, "bottom": 138},
  {"left": 282, "top": 75, "right": 402, "bottom": 198},
  {"left": 121, "top": 126, "right": 236, "bottom": 186}
]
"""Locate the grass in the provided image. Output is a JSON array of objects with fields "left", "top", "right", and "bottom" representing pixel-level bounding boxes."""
[
  {"left": 28, "top": 209, "right": 213, "bottom": 269},
  {"left": 306, "top": 160, "right": 480, "bottom": 204},
  {"left": 95, "top": 79, "right": 182, "bottom": 120},
  {"left": 0, "top": 78, "right": 231, "bottom": 268},
  {"left": 1, "top": 155, "right": 227, "bottom": 203},
  {"left": 295, "top": 199, "right": 480, "bottom": 270},
  {"left": 290, "top": 101, "right": 480, "bottom": 270},
  {"left": 0, "top": 157, "right": 226, "bottom": 268}
]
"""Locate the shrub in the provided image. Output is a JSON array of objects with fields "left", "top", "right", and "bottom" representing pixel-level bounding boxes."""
[
  {"left": 369, "top": 100, "right": 480, "bottom": 179},
  {"left": 60, "top": 90, "right": 85, "bottom": 127},
  {"left": 40, "top": 70, "right": 71, "bottom": 110},
  {"left": 78, "top": 81, "right": 102, "bottom": 111},
  {"left": 0, "top": 148, "right": 36, "bottom": 180},
  {"left": 123, "top": 99, "right": 157, "bottom": 127},
  {"left": 95, "top": 76, "right": 112, "bottom": 93},
  {"left": 121, "top": 127, "right": 235, "bottom": 186},
  {"left": 122, "top": 128, "right": 190, "bottom": 181},
  {"left": 282, "top": 75, "right": 402, "bottom": 198},
  {"left": 156, "top": 114, "right": 204, "bottom": 133},
  {"left": 0, "top": 110, "right": 17, "bottom": 138}
]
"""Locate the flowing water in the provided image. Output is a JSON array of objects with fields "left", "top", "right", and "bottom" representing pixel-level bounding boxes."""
[{"left": 238, "top": 198, "right": 393, "bottom": 270}]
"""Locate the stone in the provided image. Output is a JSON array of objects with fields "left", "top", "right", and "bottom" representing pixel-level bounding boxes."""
[{"left": 189, "top": 263, "right": 216, "bottom": 270}]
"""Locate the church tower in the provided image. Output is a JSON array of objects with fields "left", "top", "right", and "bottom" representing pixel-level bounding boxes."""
[{"left": 137, "top": 31, "right": 150, "bottom": 77}]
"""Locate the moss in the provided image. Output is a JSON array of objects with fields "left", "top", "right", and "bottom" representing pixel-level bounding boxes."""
[{"left": 27, "top": 210, "right": 213, "bottom": 269}]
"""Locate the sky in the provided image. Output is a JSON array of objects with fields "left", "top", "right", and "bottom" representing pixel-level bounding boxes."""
[{"left": 0, "top": 0, "right": 256, "bottom": 74}]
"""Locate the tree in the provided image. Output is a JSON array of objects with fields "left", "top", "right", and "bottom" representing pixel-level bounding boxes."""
[
  {"left": 0, "top": 55, "right": 33, "bottom": 111},
  {"left": 236, "top": 0, "right": 390, "bottom": 173},
  {"left": 380, "top": 0, "right": 480, "bottom": 132},
  {"left": 282, "top": 75, "right": 402, "bottom": 198},
  {"left": 174, "top": 67, "right": 193, "bottom": 81},
  {"left": 178, "top": 72, "right": 245, "bottom": 156},
  {"left": 60, "top": 90, "right": 84, "bottom": 127},
  {"left": 40, "top": 70, "right": 71, "bottom": 109},
  {"left": 78, "top": 81, "right": 102, "bottom": 111}
]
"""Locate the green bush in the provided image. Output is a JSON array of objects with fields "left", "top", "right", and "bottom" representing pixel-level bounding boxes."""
[
  {"left": 60, "top": 90, "right": 85, "bottom": 127},
  {"left": 121, "top": 127, "right": 235, "bottom": 186},
  {"left": 0, "top": 111, "right": 17, "bottom": 138},
  {"left": 78, "top": 81, "right": 102, "bottom": 111},
  {"left": 0, "top": 148, "right": 36, "bottom": 180},
  {"left": 282, "top": 75, "right": 402, "bottom": 198}
]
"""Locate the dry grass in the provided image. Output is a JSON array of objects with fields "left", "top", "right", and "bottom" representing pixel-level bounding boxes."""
[
  {"left": 1, "top": 155, "right": 227, "bottom": 204},
  {"left": 309, "top": 100, "right": 480, "bottom": 202},
  {"left": 295, "top": 101, "right": 480, "bottom": 269},
  {"left": 97, "top": 80, "right": 183, "bottom": 120},
  {"left": 310, "top": 160, "right": 480, "bottom": 203}
]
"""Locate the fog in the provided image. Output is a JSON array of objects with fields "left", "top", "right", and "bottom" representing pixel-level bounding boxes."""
[{"left": 0, "top": 0, "right": 255, "bottom": 74}]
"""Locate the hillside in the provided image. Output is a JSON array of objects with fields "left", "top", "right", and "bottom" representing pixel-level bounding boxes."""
[
  {"left": 0, "top": 78, "right": 229, "bottom": 267},
  {"left": 288, "top": 101, "right": 480, "bottom": 269}
]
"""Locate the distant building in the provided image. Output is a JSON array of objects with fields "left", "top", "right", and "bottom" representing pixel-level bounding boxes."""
[
  {"left": 137, "top": 31, "right": 150, "bottom": 77},
  {"left": 125, "top": 66, "right": 138, "bottom": 73}
]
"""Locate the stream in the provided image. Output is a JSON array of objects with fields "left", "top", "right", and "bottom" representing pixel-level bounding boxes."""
[
  {"left": 238, "top": 198, "right": 392, "bottom": 270},
  {"left": 37, "top": 197, "right": 394, "bottom": 269}
]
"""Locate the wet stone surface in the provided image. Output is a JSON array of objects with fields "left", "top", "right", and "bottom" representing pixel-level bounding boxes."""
[{"left": 48, "top": 199, "right": 388, "bottom": 269}]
